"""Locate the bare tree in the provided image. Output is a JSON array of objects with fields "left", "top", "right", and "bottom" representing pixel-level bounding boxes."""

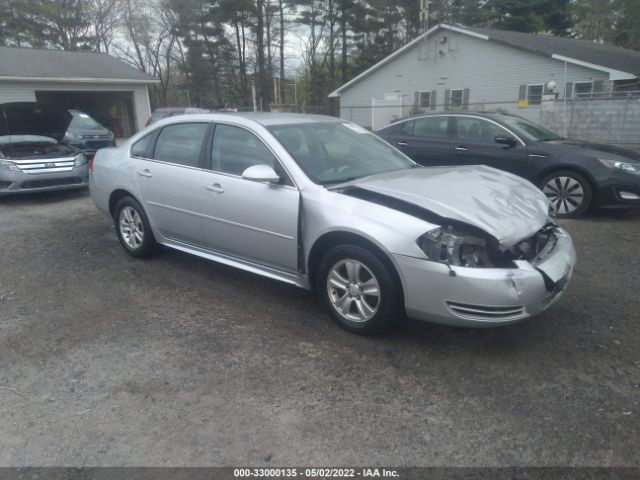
[{"left": 90, "top": 0, "right": 120, "bottom": 53}]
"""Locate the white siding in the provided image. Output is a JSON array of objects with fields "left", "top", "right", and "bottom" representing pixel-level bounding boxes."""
[
  {"left": 0, "top": 80, "right": 152, "bottom": 132},
  {"left": 338, "top": 31, "right": 611, "bottom": 128}
]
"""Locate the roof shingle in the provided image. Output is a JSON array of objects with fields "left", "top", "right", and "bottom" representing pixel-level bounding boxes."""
[
  {"left": 0, "top": 47, "right": 157, "bottom": 82},
  {"left": 465, "top": 26, "right": 640, "bottom": 76}
]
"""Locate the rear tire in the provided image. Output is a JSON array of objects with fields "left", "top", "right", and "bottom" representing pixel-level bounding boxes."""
[
  {"left": 316, "top": 245, "right": 402, "bottom": 335},
  {"left": 114, "top": 196, "right": 157, "bottom": 258},
  {"left": 539, "top": 170, "right": 592, "bottom": 218}
]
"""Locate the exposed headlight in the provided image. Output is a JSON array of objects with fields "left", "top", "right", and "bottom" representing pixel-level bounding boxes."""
[
  {"left": 598, "top": 158, "right": 640, "bottom": 175},
  {"left": 74, "top": 154, "right": 88, "bottom": 167},
  {"left": 417, "top": 226, "right": 492, "bottom": 268},
  {"left": 0, "top": 159, "right": 20, "bottom": 171}
]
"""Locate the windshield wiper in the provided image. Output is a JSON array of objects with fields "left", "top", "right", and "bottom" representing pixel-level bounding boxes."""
[{"left": 322, "top": 176, "right": 361, "bottom": 186}]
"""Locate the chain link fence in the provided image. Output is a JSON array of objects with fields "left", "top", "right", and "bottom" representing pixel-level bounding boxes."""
[{"left": 333, "top": 93, "right": 640, "bottom": 152}]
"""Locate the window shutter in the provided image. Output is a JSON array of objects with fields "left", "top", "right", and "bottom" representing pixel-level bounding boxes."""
[
  {"left": 414, "top": 91, "right": 420, "bottom": 107},
  {"left": 462, "top": 88, "right": 470, "bottom": 110},
  {"left": 444, "top": 89, "right": 450, "bottom": 110},
  {"left": 518, "top": 85, "right": 527, "bottom": 101},
  {"left": 430, "top": 90, "right": 437, "bottom": 110},
  {"left": 565, "top": 82, "right": 573, "bottom": 98}
]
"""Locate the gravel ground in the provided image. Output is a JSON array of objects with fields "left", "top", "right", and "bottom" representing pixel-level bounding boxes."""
[{"left": 0, "top": 190, "right": 638, "bottom": 467}]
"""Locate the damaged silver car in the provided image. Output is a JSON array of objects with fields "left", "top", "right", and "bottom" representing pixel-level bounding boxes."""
[
  {"left": 0, "top": 102, "right": 89, "bottom": 195},
  {"left": 90, "top": 113, "right": 576, "bottom": 335}
]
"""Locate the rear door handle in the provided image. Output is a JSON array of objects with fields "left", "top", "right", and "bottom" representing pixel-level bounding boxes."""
[
  {"left": 397, "top": 141, "right": 409, "bottom": 147},
  {"left": 205, "top": 183, "right": 224, "bottom": 193},
  {"left": 136, "top": 169, "right": 152, "bottom": 177},
  {"left": 454, "top": 146, "right": 469, "bottom": 151}
]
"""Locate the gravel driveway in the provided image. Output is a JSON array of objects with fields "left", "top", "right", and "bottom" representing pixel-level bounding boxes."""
[{"left": 0, "top": 190, "right": 639, "bottom": 467}]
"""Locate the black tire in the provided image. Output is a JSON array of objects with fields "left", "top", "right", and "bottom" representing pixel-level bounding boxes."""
[
  {"left": 113, "top": 196, "right": 157, "bottom": 258},
  {"left": 316, "top": 244, "right": 403, "bottom": 335},
  {"left": 539, "top": 170, "right": 593, "bottom": 218}
]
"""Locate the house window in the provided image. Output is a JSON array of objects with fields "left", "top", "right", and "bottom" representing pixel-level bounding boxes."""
[
  {"left": 527, "top": 84, "right": 543, "bottom": 105},
  {"left": 574, "top": 81, "right": 594, "bottom": 98},
  {"left": 419, "top": 91, "right": 431, "bottom": 109},
  {"left": 450, "top": 89, "right": 464, "bottom": 108}
]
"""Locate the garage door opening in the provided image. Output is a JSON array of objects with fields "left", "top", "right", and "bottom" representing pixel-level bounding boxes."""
[{"left": 35, "top": 90, "right": 137, "bottom": 138}]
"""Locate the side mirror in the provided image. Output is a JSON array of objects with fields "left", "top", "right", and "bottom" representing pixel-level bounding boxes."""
[
  {"left": 495, "top": 136, "right": 517, "bottom": 147},
  {"left": 241, "top": 164, "right": 280, "bottom": 183}
]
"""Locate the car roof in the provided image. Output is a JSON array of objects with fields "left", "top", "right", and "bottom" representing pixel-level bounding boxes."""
[
  {"left": 153, "top": 107, "right": 188, "bottom": 113},
  {"left": 377, "top": 111, "right": 521, "bottom": 131},
  {"left": 150, "top": 112, "right": 344, "bottom": 128}
]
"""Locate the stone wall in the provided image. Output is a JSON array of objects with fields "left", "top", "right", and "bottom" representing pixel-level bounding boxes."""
[{"left": 539, "top": 95, "right": 640, "bottom": 152}]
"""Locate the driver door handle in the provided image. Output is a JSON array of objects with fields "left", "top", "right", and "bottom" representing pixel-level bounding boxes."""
[
  {"left": 136, "top": 169, "right": 152, "bottom": 177},
  {"left": 205, "top": 183, "right": 224, "bottom": 193},
  {"left": 397, "top": 141, "right": 409, "bottom": 147},
  {"left": 455, "top": 146, "right": 469, "bottom": 151}
]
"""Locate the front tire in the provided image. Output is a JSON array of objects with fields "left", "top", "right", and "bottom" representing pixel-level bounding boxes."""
[
  {"left": 114, "top": 196, "right": 157, "bottom": 258},
  {"left": 540, "top": 170, "right": 593, "bottom": 218},
  {"left": 317, "top": 245, "right": 402, "bottom": 335}
]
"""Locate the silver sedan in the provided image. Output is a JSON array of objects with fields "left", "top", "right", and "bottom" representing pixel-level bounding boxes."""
[{"left": 90, "top": 113, "right": 576, "bottom": 335}]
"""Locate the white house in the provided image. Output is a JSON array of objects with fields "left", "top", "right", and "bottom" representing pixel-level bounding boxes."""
[
  {"left": 0, "top": 47, "right": 159, "bottom": 136},
  {"left": 329, "top": 24, "right": 640, "bottom": 130}
]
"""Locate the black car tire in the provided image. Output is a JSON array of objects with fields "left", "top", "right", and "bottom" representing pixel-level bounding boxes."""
[
  {"left": 317, "top": 245, "right": 403, "bottom": 335},
  {"left": 539, "top": 170, "right": 593, "bottom": 218},
  {"left": 113, "top": 196, "right": 158, "bottom": 258}
]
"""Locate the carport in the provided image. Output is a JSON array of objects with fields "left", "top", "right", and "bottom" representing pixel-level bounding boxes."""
[{"left": 0, "top": 46, "right": 158, "bottom": 136}]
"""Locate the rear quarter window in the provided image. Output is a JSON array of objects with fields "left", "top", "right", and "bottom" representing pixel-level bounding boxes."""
[{"left": 130, "top": 133, "right": 154, "bottom": 158}]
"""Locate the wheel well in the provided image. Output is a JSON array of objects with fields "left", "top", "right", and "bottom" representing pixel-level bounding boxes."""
[
  {"left": 536, "top": 166, "right": 597, "bottom": 203},
  {"left": 307, "top": 231, "right": 404, "bottom": 297},
  {"left": 108, "top": 189, "right": 136, "bottom": 218},
  {"left": 536, "top": 166, "right": 596, "bottom": 191}
]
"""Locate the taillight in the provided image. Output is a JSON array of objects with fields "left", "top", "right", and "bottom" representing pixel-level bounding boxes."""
[{"left": 89, "top": 155, "right": 95, "bottom": 173}]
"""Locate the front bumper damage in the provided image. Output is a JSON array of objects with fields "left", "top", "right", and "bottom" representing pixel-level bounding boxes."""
[{"left": 394, "top": 227, "right": 576, "bottom": 327}]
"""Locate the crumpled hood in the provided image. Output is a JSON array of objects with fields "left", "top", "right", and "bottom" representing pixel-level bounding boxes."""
[
  {"left": 0, "top": 102, "right": 72, "bottom": 141},
  {"left": 341, "top": 165, "right": 550, "bottom": 247}
]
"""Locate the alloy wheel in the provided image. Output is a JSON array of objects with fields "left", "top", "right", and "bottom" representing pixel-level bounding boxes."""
[
  {"left": 119, "top": 206, "right": 144, "bottom": 249},
  {"left": 542, "top": 176, "right": 585, "bottom": 216},
  {"left": 327, "top": 259, "right": 381, "bottom": 322}
]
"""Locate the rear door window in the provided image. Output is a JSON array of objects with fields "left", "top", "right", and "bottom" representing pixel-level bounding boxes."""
[
  {"left": 153, "top": 123, "right": 209, "bottom": 168},
  {"left": 455, "top": 117, "right": 513, "bottom": 143},
  {"left": 131, "top": 133, "right": 154, "bottom": 158},
  {"left": 410, "top": 117, "right": 450, "bottom": 139}
]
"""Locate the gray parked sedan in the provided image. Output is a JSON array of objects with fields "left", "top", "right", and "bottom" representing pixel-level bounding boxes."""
[
  {"left": 0, "top": 103, "right": 89, "bottom": 195},
  {"left": 90, "top": 113, "right": 576, "bottom": 335}
]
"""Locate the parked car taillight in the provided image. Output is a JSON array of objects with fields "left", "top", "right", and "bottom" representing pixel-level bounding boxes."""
[{"left": 89, "top": 155, "right": 95, "bottom": 173}]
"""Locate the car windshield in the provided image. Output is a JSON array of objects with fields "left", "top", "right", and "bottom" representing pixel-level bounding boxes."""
[
  {"left": 497, "top": 115, "right": 561, "bottom": 142},
  {"left": 268, "top": 122, "right": 416, "bottom": 185},
  {"left": 70, "top": 112, "right": 103, "bottom": 129}
]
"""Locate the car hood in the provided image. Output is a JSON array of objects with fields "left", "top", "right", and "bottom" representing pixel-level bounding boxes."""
[
  {"left": 544, "top": 139, "right": 640, "bottom": 162},
  {"left": 0, "top": 102, "right": 72, "bottom": 142},
  {"left": 339, "top": 165, "right": 550, "bottom": 248}
]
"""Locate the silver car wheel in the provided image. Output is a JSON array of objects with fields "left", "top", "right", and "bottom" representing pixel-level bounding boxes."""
[
  {"left": 542, "top": 176, "right": 585, "bottom": 215},
  {"left": 119, "top": 206, "right": 144, "bottom": 249},
  {"left": 327, "top": 259, "right": 380, "bottom": 322}
]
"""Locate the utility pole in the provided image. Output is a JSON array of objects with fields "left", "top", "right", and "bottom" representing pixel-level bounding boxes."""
[{"left": 419, "top": 0, "right": 430, "bottom": 59}]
